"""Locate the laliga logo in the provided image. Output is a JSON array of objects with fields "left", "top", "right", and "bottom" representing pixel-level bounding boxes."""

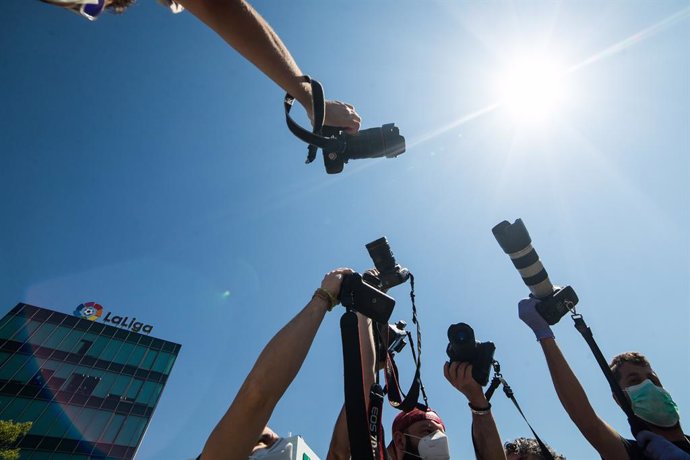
[
  {"left": 74, "top": 302, "right": 103, "bottom": 321},
  {"left": 74, "top": 302, "right": 154, "bottom": 334}
]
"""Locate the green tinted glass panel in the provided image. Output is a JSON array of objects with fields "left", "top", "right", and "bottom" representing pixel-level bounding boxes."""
[
  {"left": 83, "top": 409, "right": 112, "bottom": 441},
  {"left": 60, "top": 404, "right": 83, "bottom": 439},
  {"left": 41, "top": 325, "right": 70, "bottom": 349},
  {"left": 115, "top": 416, "right": 147, "bottom": 446},
  {"left": 108, "top": 375, "right": 130, "bottom": 396},
  {"left": 0, "top": 396, "right": 13, "bottom": 418},
  {"left": 1, "top": 396, "right": 29, "bottom": 420},
  {"left": 15, "top": 356, "right": 41, "bottom": 383},
  {"left": 92, "top": 372, "right": 118, "bottom": 398},
  {"left": 21, "top": 399, "right": 49, "bottom": 423},
  {"left": 87, "top": 335, "right": 109, "bottom": 358},
  {"left": 0, "top": 317, "right": 28, "bottom": 341},
  {"left": 140, "top": 349, "right": 157, "bottom": 370},
  {"left": 27, "top": 452, "right": 55, "bottom": 460},
  {"left": 58, "top": 328, "right": 86, "bottom": 354},
  {"left": 114, "top": 341, "right": 135, "bottom": 365},
  {"left": 31, "top": 401, "right": 60, "bottom": 435},
  {"left": 101, "top": 414, "right": 125, "bottom": 443},
  {"left": 126, "top": 344, "right": 147, "bottom": 366},
  {"left": 26, "top": 321, "right": 56, "bottom": 346},
  {"left": 0, "top": 354, "right": 31, "bottom": 380},
  {"left": 99, "top": 340, "right": 123, "bottom": 362},
  {"left": 126, "top": 378, "right": 143, "bottom": 400},
  {"left": 151, "top": 351, "right": 174, "bottom": 374}
]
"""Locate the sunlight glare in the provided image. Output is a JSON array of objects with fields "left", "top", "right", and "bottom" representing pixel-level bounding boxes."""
[{"left": 496, "top": 54, "right": 568, "bottom": 124}]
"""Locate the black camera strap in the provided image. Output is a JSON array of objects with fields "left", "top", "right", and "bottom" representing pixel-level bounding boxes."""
[
  {"left": 284, "top": 76, "right": 346, "bottom": 164},
  {"left": 568, "top": 309, "right": 648, "bottom": 435},
  {"left": 483, "top": 361, "right": 556, "bottom": 460},
  {"left": 341, "top": 310, "right": 386, "bottom": 460},
  {"left": 381, "top": 274, "right": 430, "bottom": 412}
]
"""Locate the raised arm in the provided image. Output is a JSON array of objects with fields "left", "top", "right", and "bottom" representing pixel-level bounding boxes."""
[
  {"left": 200, "top": 268, "right": 352, "bottom": 460},
  {"left": 444, "top": 361, "right": 506, "bottom": 460},
  {"left": 176, "top": 0, "right": 361, "bottom": 132},
  {"left": 327, "top": 313, "right": 377, "bottom": 460},
  {"left": 519, "top": 297, "right": 629, "bottom": 460}
]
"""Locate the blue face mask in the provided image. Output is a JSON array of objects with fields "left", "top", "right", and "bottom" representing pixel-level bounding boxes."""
[{"left": 626, "top": 379, "right": 680, "bottom": 428}]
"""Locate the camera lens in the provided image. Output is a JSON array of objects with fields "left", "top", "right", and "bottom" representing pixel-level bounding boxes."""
[
  {"left": 492, "top": 219, "right": 554, "bottom": 299},
  {"left": 366, "top": 237, "right": 397, "bottom": 273}
]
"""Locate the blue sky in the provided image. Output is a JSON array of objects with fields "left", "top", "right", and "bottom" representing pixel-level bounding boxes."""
[{"left": 1, "top": 1, "right": 688, "bottom": 459}]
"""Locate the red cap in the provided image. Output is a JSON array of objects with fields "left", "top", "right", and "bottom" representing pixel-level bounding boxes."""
[{"left": 392, "top": 407, "right": 445, "bottom": 434}]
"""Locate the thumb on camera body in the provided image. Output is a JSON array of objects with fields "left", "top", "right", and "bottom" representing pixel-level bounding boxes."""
[{"left": 518, "top": 297, "right": 555, "bottom": 341}]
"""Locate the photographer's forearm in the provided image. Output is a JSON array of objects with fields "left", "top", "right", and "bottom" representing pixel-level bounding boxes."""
[
  {"left": 179, "top": 0, "right": 312, "bottom": 106},
  {"left": 540, "top": 338, "right": 626, "bottom": 459},
  {"left": 469, "top": 395, "right": 506, "bottom": 460},
  {"left": 201, "top": 296, "right": 329, "bottom": 460},
  {"left": 358, "top": 314, "right": 376, "bottom": 397}
]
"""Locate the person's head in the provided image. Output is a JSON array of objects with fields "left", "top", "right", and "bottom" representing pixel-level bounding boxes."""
[
  {"left": 609, "top": 351, "right": 680, "bottom": 429},
  {"left": 503, "top": 437, "right": 565, "bottom": 460},
  {"left": 610, "top": 352, "right": 659, "bottom": 389},
  {"left": 390, "top": 407, "right": 447, "bottom": 460}
]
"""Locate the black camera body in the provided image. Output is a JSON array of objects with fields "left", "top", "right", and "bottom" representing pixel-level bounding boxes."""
[
  {"left": 537, "top": 285, "right": 579, "bottom": 325},
  {"left": 320, "top": 124, "right": 406, "bottom": 174},
  {"left": 339, "top": 272, "right": 396, "bottom": 324},
  {"left": 363, "top": 237, "right": 410, "bottom": 290},
  {"left": 446, "top": 323, "right": 496, "bottom": 386},
  {"left": 492, "top": 218, "right": 579, "bottom": 325}
]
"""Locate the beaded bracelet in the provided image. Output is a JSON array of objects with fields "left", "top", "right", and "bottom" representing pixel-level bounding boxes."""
[
  {"left": 313, "top": 288, "right": 337, "bottom": 311},
  {"left": 468, "top": 402, "right": 492, "bottom": 416}
]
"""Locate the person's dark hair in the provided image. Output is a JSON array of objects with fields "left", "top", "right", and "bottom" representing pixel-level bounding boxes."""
[
  {"left": 504, "top": 437, "right": 565, "bottom": 460},
  {"left": 609, "top": 352, "right": 651, "bottom": 383},
  {"left": 107, "top": 0, "right": 136, "bottom": 14}
]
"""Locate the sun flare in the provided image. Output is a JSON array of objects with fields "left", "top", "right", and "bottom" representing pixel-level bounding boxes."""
[{"left": 495, "top": 54, "right": 569, "bottom": 124}]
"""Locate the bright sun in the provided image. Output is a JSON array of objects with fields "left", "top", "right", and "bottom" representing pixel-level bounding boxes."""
[{"left": 495, "top": 54, "right": 569, "bottom": 124}]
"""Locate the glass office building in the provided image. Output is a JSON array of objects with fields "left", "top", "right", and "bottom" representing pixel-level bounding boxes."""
[{"left": 0, "top": 303, "right": 180, "bottom": 460}]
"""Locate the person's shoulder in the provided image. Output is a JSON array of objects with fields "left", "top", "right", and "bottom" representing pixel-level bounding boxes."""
[{"left": 619, "top": 437, "right": 644, "bottom": 460}]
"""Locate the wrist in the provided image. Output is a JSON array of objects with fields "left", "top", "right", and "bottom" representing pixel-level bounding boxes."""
[
  {"left": 466, "top": 393, "right": 489, "bottom": 408},
  {"left": 534, "top": 326, "right": 555, "bottom": 341},
  {"left": 468, "top": 401, "right": 492, "bottom": 415},
  {"left": 313, "top": 287, "right": 337, "bottom": 311}
]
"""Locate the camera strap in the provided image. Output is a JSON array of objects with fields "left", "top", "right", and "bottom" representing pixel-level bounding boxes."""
[
  {"left": 341, "top": 310, "right": 386, "bottom": 460},
  {"left": 568, "top": 310, "right": 648, "bottom": 435},
  {"left": 284, "top": 76, "right": 346, "bottom": 164},
  {"left": 381, "top": 274, "right": 430, "bottom": 412},
  {"left": 483, "top": 361, "right": 556, "bottom": 460}
]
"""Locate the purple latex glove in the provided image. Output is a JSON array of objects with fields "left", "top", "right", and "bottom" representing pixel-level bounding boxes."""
[
  {"left": 518, "top": 297, "right": 554, "bottom": 341},
  {"left": 636, "top": 430, "right": 690, "bottom": 460}
]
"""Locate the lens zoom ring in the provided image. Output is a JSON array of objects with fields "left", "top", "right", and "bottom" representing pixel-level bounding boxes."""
[
  {"left": 510, "top": 249, "right": 540, "bottom": 269},
  {"left": 522, "top": 269, "right": 549, "bottom": 287}
]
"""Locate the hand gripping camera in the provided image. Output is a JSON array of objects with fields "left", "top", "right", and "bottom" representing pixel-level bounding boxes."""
[
  {"left": 284, "top": 77, "right": 406, "bottom": 174},
  {"left": 446, "top": 323, "right": 496, "bottom": 386},
  {"left": 492, "top": 219, "right": 579, "bottom": 324},
  {"left": 338, "top": 237, "right": 410, "bottom": 324}
]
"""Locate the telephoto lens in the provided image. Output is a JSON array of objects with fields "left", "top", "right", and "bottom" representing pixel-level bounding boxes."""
[
  {"left": 365, "top": 237, "right": 410, "bottom": 290},
  {"left": 492, "top": 219, "right": 554, "bottom": 299},
  {"left": 492, "top": 219, "right": 579, "bottom": 325}
]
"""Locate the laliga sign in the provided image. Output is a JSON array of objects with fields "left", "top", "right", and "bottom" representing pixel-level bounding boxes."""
[{"left": 74, "top": 302, "right": 154, "bottom": 334}]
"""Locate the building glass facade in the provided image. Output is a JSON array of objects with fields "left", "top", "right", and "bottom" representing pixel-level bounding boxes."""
[{"left": 0, "top": 303, "right": 180, "bottom": 460}]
